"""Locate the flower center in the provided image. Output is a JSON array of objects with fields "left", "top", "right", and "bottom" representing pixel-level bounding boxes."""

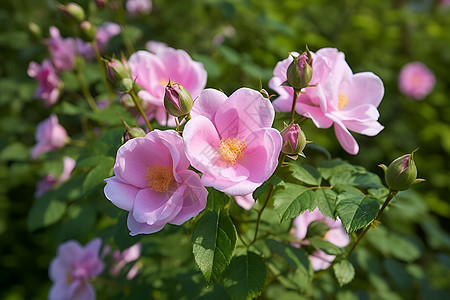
[
  {"left": 145, "top": 163, "right": 174, "bottom": 192},
  {"left": 338, "top": 92, "right": 349, "bottom": 110},
  {"left": 219, "top": 137, "right": 247, "bottom": 165}
]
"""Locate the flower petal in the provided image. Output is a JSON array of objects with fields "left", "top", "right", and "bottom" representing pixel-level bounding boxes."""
[
  {"left": 234, "top": 193, "right": 255, "bottom": 210},
  {"left": 104, "top": 177, "right": 139, "bottom": 211},
  {"left": 127, "top": 212, "right": 165, "bottom": 236},
  {"left": 191, "top": 88, "right": 228, "bottom": 120}
]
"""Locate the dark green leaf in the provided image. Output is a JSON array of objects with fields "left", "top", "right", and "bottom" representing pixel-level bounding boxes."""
[
  {"left": 27, "top": 192, "right": 66, "bottom": 231},
  {"left": 273, "top": 182, "right": 316, "bottom": 222},
  {"left": 333, "top": 259, "right": 355, "bottom": 286},
  {"left": 315, "top": 188, "right": 337, "bottom": 219},
  {"left": 309, "top": 237, "right": 345, "bottom": 255},
  {"left": 205, "top": 188, "right": 231, "bottom": 211},
  {"left": 289, "top": 163, "right": 322, "bottom": 185},
  {"left": 336, "top": 191, "right": 380, "bottom": 234},
  {"left": 82, "top": 156, "right": 114, "bottom": 196},
  {"left": 223, "top": 251, "right": 267, "bottom": 300},
  {"left": 192, "top": 209, "right": 237, "bottom": 283}
]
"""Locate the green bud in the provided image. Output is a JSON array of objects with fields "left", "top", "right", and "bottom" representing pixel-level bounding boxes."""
[
  {"left": 79, "top": 21, "right": 97, "bottom": 42},
  {"left": 283, "top": 48, "right": 313, "bottom": 90},
  {"left": 380, "top": 149, "right": 424, "bottom": 191},
  {"left": 280, "top": 123, "right": 307, "bottom": 159},
  {"left": 58, "top": 2, "right": 86, "bottom": 23},
  {"left": 28, "top": 22, "right": 42, "bottom": 40},
  {"left": 128, "top": 127, "right": 146, "bottom": 138},
  {"left": 117, "top": 78, "right": 134, "bottom": 93},
  {"left": 164, "top": 80, "right": 193, "bottom": 117},
  {"left": 306, "top": 221, "right": 330, "bottom": 238},
  {"left": 106, "top": 56, "right": 131, "bottom": 84}
]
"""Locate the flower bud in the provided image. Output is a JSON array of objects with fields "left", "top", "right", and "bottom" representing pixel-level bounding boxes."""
[
  {"left": 283, "top": 48, "right": 313, "bottom": 90},
  {"left": 28, "top": 22, "right": 42, "bottom": 40},
  {"left": 96, "top": 0, "right": 107, "bottom": 8},
  {"left": 117, "top": 78, "right": 134, "bottom": 93},
  {"left": 106, "top": 57, "right": 131, "bottom": 84},
  {"left": 57, "top": 2, "right": 86, "bottom": 23},
  {"left": 164, "top": 80, "right": 193, "bottom": 117},
  {"left": 306, "top": 221, "right": 330, "bottom": 239},
  {"left": 280, "top": 124, "right": 307, "bottom": 159},
  {"left": 379, "top": 149, "right": 424, "bottom": 191},
  {"left": 79, "top": 21, "right": 97, "bottom": 42}
]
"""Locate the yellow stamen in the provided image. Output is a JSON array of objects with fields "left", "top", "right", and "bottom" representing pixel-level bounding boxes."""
[
  {"left": 145, "top": 163, "right": 174, "bottom": 192},
  {"left": 219, "top": 137, "right": 247, "bottom": 165},
  {"left": 338, "top": 92, "right": 349, "bottom": 110}
]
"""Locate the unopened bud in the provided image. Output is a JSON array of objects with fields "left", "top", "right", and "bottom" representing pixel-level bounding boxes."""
[
  {"left": 79, "top": 21, "right": 97, "bottom": 42},
  {"left": 28, "top": 22, "right": 42, "bottom": 40},
  {"left": 164, "top": 80, "right": 193, "bottom": 117},
  {"left": 280, "top": 124, "right": 307, "bottom": 159},
  {"left": 306, "top": 221, "right": 330, "bottom": 238},
  {"left": 58, "top": 2, "right": 86, "bottom": 23},
  {"left": 106, "top": 57, "right": 131, "bottom": 84},
  {"left": 379, "top": 149, "right": 424, "bottom": 191},
  {"left": 117, "top": 78, "right": 134, "bottom": 93},
  {"left": 283, "top": 48, "right": 313, "bottom": 90},
  {"left": 96, "top": 0, "right": 107, "bottom": 8}
]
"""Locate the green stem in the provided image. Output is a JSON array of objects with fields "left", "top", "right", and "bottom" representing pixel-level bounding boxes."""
[
  {"left": 129, "top": 91, "right": 153, "bottom": 132},
  {"left": 91, "top": 41, "right": 116, "bottom": 101},
  {"left": 289, "top": 90, "right": 300, "bottom": 125},
  {"left": 75, "top": 58, "right": 99, "bottom": 113},
  {"left": 345, "top": 189, "right": 398, "bottom": 258}
]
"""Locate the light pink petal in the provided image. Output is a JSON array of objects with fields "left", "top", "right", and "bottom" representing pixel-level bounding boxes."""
[
  {"left": 132, "top": 187, "right": 185, "bottom": 226},
  {"left": 191, "top": 89, "right": 228, "bottom": 119},
  {"left": 183, "top": 115, "right": 222, "bottom": 171},
  {"left": 296, "top": 102, "right": 333, "bottom": 128},
  {"left": 57, "top": 157, "right": 76, "bottom": 183},
  {"left": 48, "top": 280, "right": 68, "bottom": 300},
  {"left": 343, "top": 118, "right": 384, "bottom": 136},
  {"left": 150, "top": 130, "right": 190, "bottom": 175},
  {"left": 309, "top": 250, "right": 335, "bottom": 271},
  {"left": 214, "top": 88, "right": 275, "bottom": 138},
  {"left": 154, "top": 106, "right": 177, "bottom": 127},
  {"left": 67, "top": 279, "right": 96, "bottom": 300},
  {"left": 146, "top": 40, "right": 171, "bottom": 54},
  {"left": 233, "top": 193, "right": 255, "bottom": 210},
  {"left": 114, "top": 137, "right": 171, "bottom": 188},
  {"left": 326, "top": 226, "right": 350, "bottom": 248},
  {"left": 104, "top": 177, "right": 138, "bottom": 211},
  {"left": 57, "top": 240, "right": 83, "bottom": 266},
  {"left": 27, "top": 61, "right": 41, "bottom": 77},
  {"left": 127, "top": 211, "right": 165, "bottom": 236},
  {"left": 330, "top": 116, "right": 359, "bottom": 155},
  {"left": 341, "top": 72, "right": 384, "bottom": 109},
  {"left": 169, "top": 170, "right": 208, "bottom": 225}
]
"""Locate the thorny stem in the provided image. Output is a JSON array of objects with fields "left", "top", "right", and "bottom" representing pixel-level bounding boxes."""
[
  {"left": 345, "top": 189, "right": 398, "bottom": 258},
  {"left": 129, "top": 90, "right": 153, "bottom": 132}
]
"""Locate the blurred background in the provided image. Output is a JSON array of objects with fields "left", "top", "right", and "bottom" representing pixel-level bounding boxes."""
[{"left": 0, "top": 0, "right": 449, "bottom": 299}]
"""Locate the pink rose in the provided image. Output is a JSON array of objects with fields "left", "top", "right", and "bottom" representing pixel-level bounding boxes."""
[
  {"left": 145, "top": 40, "right": 170, "bottom": 54},
  {"left": 183, "top": 88, "right": 282, "bottom": 210},
  {"left": 31, "top": 114, "right": 68, "bottom": 159},
  {"left": 27, "top": 59, "right": 60, "bottom": 107},
  {"left": 398, "top": 61, "right": 435, "bottom": 100},
  {"left": 110, "top": 243, "right": 141, "bottom": 279},
  {"left": 128, "top": 48, "right": 207, "bottom": 126},
  {"left": 35, "top": 156, "right": 76, "bottom": 197},
  {"left": 126, "top": 0, "right": 152, "bottom": 17},
  {"left": 104, "top": 130, "right": 208, "bottom": 235},
  {"left": 292, "top": 208, "right": 349, "bottom": 271},
  {"left": 45, "top": 26, "right": 76, "bottom": 72},
  {"left": 270, "top": 48, "right": 384, "bottom": 155},
  {"left": 48, "top": 238, "right": 104, "bottom": 300}
]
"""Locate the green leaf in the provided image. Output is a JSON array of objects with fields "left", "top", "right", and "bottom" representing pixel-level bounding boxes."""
[
  {"left": 309, "top": 237, "right": 345, "bottom": 255},
  {"left": 82, "top": 157, "right": 114, "bottom": 196},
  {"left": 315, "top": 188, "right": 337, "bottom": 219},
  {"left": 192, "top": 209, "right": 237, "bottom": 283},
  {"left": 333, "top": 259, "right": 355, "bottom": 286},
  {"left": 205, "top": 188, "right": 231, "bottom": 211},
  {"left": 273, "top": 182, "right": 316, "bottom": 222},
  {"left": 289, "top": 163, "right": 322, "bottom": 186},
  {"left": 27, "top": 192, "right": 66, "bottom": 231},
  {"left": 336, "top": 191, "right": 380, "bottom": 234},
  {"left": 266, "top": 239, "right": 313, "bottom": 290},
  {"left": 223, "top": 251, "right": 267, "bottom": 300}
]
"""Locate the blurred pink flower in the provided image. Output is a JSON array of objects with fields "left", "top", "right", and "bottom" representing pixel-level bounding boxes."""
[
  {"left": 77, "top": 22, "right": 121, "bottom": 60},
  {"left": 110, "top": 243, "right": 141, "bottom": 279},
  {"left": 126, "top": 0, "right": 152, "bottom": 17},
  {"left": 104, "top": 130, "right": 208, "bottom": 235},
  {"left": 145, "top": 40, "right": 170, "bottom": 54},
  {"left": 269, "top": 48, "right": 384, "bottom": 155},
  {"left": 35, "top": 156, "right": 76, "bottom": 197},
  {"left": 398, "top": 61, "right": 435, "bottom": 100},
  {"left": 292, "top": 208, "right": 350, "bottom": 271},
  {"left": 128, "top": 48, "right": 207, "bottom": 126},
  {"left": 27, "top": 59, "right": 60, "bottom": 107},
  {"left": 183, "top": 88, "right": 282, "bottom": 210},
  {"left": 31, "top": 114, "right": 68, "bottom": 159},
  {"left": 45, "top": 26, "right": 76, "bottom": 72},
  {"left": 48, "top": 238, "right": 104, "bottom": 300}
]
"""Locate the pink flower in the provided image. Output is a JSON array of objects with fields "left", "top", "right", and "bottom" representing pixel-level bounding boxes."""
[
  {"left": 110, "top": 243, "right": 141, "bottom": 279},
  {"left": 31, "top": 114, "right": 68, "bottom": 159},
  {"left": 35, "top": 156, "right": 76, "bottom": 197},
  {"left": 27, "top": 59, "right": 60, "bottom": 107},
  {"left": 104, "top": 130, "right": 208, "bottom": 235},
  {"left": 269, "top": 48, "right": 384, "bottom": 155},
  {"left": 398, "top": 61, "right": 435, "bottom": 100},
  {"left": 45, "top": 26, "right": 76, "bottom": 72},
  {"left": 128, "top": 48, "right": 207, "bottom": 126},
  {"left": 145, "top": 40, "right": 170, "bottom": 54},
  {"left": 126, "top": 0, "right": 152, "bottom": 17},
  {"left": 77, "top": 22, "right": 121, "bottom": 60},
  {"left": 183, "top": 88, "right": 282, "bottom": 210},
  {"left": 48, "top": 238, "right": 104, "bottom": 300},
  {"left": 292, "top": 208, "right": 349, "bottom": 271}
]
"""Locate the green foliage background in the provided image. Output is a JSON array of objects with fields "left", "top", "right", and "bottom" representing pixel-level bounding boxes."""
[{"left": 0, "top": 0, "right": 449, "bottom": 299}]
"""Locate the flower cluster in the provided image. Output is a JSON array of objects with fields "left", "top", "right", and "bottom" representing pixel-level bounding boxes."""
[{"left": 398, "top": 61, "right": 435, "bottom": 100}]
